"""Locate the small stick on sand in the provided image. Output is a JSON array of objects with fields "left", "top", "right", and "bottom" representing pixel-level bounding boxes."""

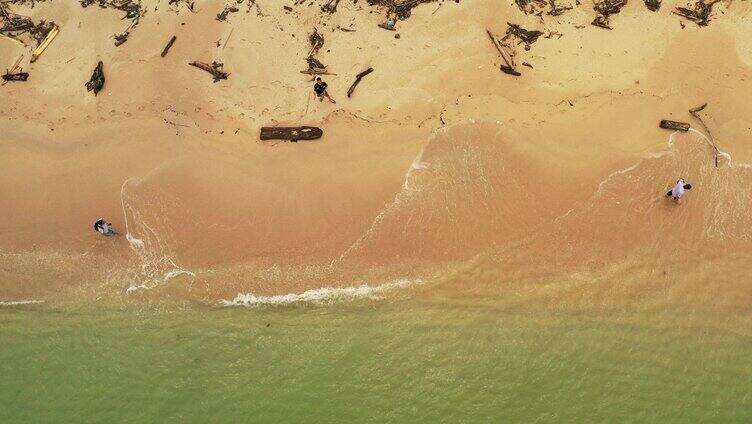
[
  {"left": 161, "top": 35, "right": 177, "bottom": 57},
  {"left": 188, "top": 61, "right": 229, "bottom": 82},
  {"left": 689, "top": 103, "right": 720, "bottom": 167},
  {"left": 485, "top": 29, "right": 520, "bottom": 76},
  {"left": 347, "top": 67, "right": 373, "bottom": 98}
]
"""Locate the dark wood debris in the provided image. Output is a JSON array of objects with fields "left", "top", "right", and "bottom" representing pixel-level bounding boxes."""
[
  {"left": 503, "top": 23, "right": 543, "bottom": 51},
  {"left": 659, "top": 120, "right": 689, "bottom": 131},
  {"left": 260, "top": 126, "right": 322, "bottom": 141},
  {"left": 645, "top": 0, "right": 661, "bottom": 11},
  {"left": 2, "top": 71, "right": 29, "bottom": 81},
  {"left": 591, "top": 0, "right": 627, "bottom": 29},
  {"left": 321, "top": 0, "right": 341, "bottom": 13},
  {"left": 160, "top": 35, "right": 177, "bottom": 57},
  {"left": 366, "top": 0, "right": 435, "bottom": 20},
  {"left": 347, "top": 67, "right": 374, "bottom": 98},
  {"left": 216, "top": 5, "right": 239, "bottom": 21},
  {"left": 85, "top": 61, "right": 105, "bottom": 95},
  {"left": 189, "top": 61, "right": 229, "bottom": 82},
  {"left": 674, "top": 0, "right": 720, "bottom": 26}
]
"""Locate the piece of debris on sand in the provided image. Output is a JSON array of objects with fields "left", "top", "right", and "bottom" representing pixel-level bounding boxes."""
[
  {"left": 0, "top": 4, "right": 59, "bottom": 59},
  {"left": 366, "top": 0, "right": 435, "bottom": 20},
  {"left": 486, "top": 29, "right": 521, "bottom": 77},
  {"left": 347, "top": 67, "right": 374, "bottom": 98},
  {"left": 514, "top": 0, "right": 572, "bottom": 16},
  {"left": 503, "top": 23, "right": 543, "bottom": 51},
  {"left": 160, "top": 35, "right": 177, "bottom": 57},
  {"left": 645, "top": 0, "right": 661, "bottom": 11},
  {"left": 188, "top": 61, "right": 229, "bottom": 82},
  {"left": 674, "top": 0, "right": 720, "bottom": 26},
  {"left": 321, "top": 0, "right": 341, "bottom": 13},
  {"left": 592, "top": 0, "right": 627, "bottom": 30},
  {"left": 168, "top": 0, "right": 195, "bottom": 12},
  {"left": 85, "top": 61, "right": 105, "bottom": 95},
  {"left": 2, "top": 71, "right": 29, "bottom": 81},
  {"left": 659, "top": 119, "right": 689, "bottom": 131},
  {"left": 304, "top": 27, "right": 329, "bottom": 74},
  {"left": 79, "top": 0, "right": 142, "bottom": 46},
  {"left": 216, "top": 5, "right": 239, "bottom": 21}
]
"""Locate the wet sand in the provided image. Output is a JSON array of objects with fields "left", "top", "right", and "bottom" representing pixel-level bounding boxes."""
[{"left": 1, "top": 0, "right": 752, "bottom": 308}]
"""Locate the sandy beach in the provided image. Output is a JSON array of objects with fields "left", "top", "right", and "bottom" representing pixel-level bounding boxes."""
[{"left": 1, "top": 0, "right": 752, "bottom": 307}]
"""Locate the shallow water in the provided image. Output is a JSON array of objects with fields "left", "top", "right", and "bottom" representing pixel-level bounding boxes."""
[{"left": 2, "top": 301, "right": 751, "bottom": 423}]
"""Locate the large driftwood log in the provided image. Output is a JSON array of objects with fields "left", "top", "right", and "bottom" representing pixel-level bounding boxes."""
[
  {"left": 659, "top": 120, "right": 690, "bottom": 131},
  {"left": 260, "top": 126, "right": 323, "bottom": 141},
  {"left": 347, "top": 67, "right": 373, "bottom": 98}
]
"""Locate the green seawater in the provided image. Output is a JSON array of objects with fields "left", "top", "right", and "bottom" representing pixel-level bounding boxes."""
[{"left": 1, "top": 301, "right": 751, "bottom": 423}]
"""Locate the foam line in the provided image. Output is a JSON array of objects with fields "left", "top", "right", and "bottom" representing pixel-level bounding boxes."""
[
  {"left": 0, "top": 300, "right": 44, "bottom": 306},
  {"left": 222, "top": 278, "right": 421, "bottom": 307}
]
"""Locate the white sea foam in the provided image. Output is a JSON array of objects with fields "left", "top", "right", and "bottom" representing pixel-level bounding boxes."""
[
  {"left": 0, "top": 300, "right": 45, "bottom": 307},
  {"left": 222, "top": 278, "right": 421, "bottom": 307},
  {"left": 120, "top": 177, "right": 195, "bottom": 294}
]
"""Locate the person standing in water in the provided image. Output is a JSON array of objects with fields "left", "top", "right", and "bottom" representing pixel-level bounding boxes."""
[
  {"left": 666, "top": 178, "right": 692, "bottom": 203},
  {"left": 93, "top": 218, "right": 116, "bottom": 236},
  {"left": 313, "top": 77, "right": 336, "bottom": 104}
]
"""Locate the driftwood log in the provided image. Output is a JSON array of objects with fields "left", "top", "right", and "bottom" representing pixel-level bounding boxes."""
[
  {"left": 347, "top": 67, "right": 374, "bottom": 98},
  {"left": 2, "top": 71, "right": 28, "bottom": 81},
  {"left": 260, "top": 126, "right": 323, "bottom": 142},
  {"left": 188, "top": 61, "right": 228, "bottom": 82},
  {"left": 85, "top": 61, "right": 105, "bottom": 95},
  {"left": 659, "top": 120, "right": 689, "bottom": 131},
  {"left": 161, "top": 35, "right": 177, "bottom": 57}
]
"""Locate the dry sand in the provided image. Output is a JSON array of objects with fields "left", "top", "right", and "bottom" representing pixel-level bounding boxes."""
[{"left": 1, "top": 0, "right": 751, "bottom": 308}]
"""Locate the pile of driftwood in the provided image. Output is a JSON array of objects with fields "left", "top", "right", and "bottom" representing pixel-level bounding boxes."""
[
  {"left": 674, "top": 0, "right": 720, "bottom": 26},
  {"left": 486, "top": 22, "right": 546, "bottom": 76},
  {"left": 301, "top": 27, "right": 332, "bottom": 76},
  {"left": 366, "top": 0, "right": 434, "bottom": 19},
  {"left": 503, "top": 23, "right": 543, "bottom": 51},
  {"left": 80, "top": 0, "right": 141, "bottom": 46},
  {"left": 0, "top": 3, "right": 56, "bottom": 45},
  {"left": 592, "top": 0, "right": 627, "bottom": 29},
  {"left": 514, "top": 0, "right": 572, "bottom": 16}
]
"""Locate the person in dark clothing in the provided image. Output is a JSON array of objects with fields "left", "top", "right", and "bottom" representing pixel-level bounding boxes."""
[
  {"left": 93, "top": 218, "right": 115, "bottom": 236},
  {"left": 313, "top": 77, "right": 336, "bottom": 103}
]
